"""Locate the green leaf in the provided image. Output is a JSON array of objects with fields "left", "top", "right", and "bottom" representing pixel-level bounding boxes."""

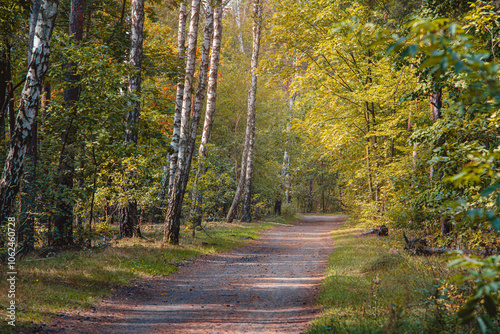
[
  {"left": 454, "top": 60, "right": 466, "bottom": 73},
  {"left": 492, "top": 218, "right": 500, "bottom": 230},
  {"left": 481, "top": 183, "right": 500, "bottom": 196},
  {"left": 483, "top": 294, "right": 497, "bottom": 317},
  {"left": 476, "top": 316, "right": 487, "bottom": 334},
  {"left": 457, "top": 306, "right": 475, "bottom": 320}
]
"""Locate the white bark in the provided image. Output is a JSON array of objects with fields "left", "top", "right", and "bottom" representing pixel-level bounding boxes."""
[
  {"left": 120, "top": 0, "right": 145, "bottom": 238},
  {"left": 168, "top": 1, "right": 188, "bottom": 196},
  {"left": 28, "top": 0, "right": 42, "bottom": 65},
  {"left": 126, "top": 0, "right": 144, "bottom": 144},
  {"left": 199, "top": 0, "right": 223, "bottom": 159},
  {"left": 228, "top": 0, "right": 262, "bottom": 223},
  {"left": 182, "top": 3, "right": 214, "bottom": 192},
  {"left": 0, "top": 0, "right": 59, "bottom": 223},
  {"left": 235, "top": 0, "right": 245, "bottom": 53},
  {"left": 165, "top": 0, "right": 203, "bottom": 245}
]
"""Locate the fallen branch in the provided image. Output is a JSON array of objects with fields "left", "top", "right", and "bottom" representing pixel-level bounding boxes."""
[{"left": 361, "top": 224, "right": 388, "bottom": 236}]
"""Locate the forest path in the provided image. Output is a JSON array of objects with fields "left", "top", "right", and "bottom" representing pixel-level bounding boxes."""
[{"left": 40, "top": 215, "right": 344, "bottom": 334}]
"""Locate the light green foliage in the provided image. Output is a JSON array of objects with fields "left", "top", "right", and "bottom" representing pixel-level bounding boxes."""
[
  {"left": 449, "top": 252, "right": 500, "bottom": 332},
  {"left": 265, "top": 0, "right": 423, "bottom": 221}
]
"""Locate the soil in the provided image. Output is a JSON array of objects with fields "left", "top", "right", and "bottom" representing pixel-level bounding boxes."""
[{"left": 30, "top": 214, "right": 345, "bottom": 334}]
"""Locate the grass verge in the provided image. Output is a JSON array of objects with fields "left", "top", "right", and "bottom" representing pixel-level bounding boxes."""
[
  {"left": 0, "top": 220, "right": 274, "bottom": 333},
  {"left": 306, "top": 218, "right": 458, "bottom": 334}
]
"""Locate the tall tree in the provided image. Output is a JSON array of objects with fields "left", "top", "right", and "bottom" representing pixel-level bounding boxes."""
[
  {"left": 228, "top": 0, "right": 263, "bottom": 223},
  {"left": 53, "top": 0, "right": 84, "bottom": 247},
  {"left": 19, "top": 0, "right": 44, "bottom": 253},
  {"left": 0, "top": 0, "right": 59, "bottom": 225},
  {"left": 119, "top": 0, "right": 145, "bottom": 238},
  {"left": 168, "top": 0, "right": 188, "bottom": 196},
  {"left": 164, "top": 0, "right": 203, "bottom": 245},
  {"left": 192, "top": 0, "right": 224, "bottom": 226}
]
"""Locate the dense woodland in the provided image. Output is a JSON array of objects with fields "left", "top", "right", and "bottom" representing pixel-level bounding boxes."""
[{"left": 1, "top": 0, "right": 500, "bottom": 331}]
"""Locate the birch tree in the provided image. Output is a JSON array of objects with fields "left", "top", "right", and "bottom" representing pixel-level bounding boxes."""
[
  {"left": 0, "top": 0, "right": 59, "bottom": 225},
  {"left": 119, "top": 0, "right": 145, "bottom": 238},
  {"left": 167, "top": 1, "right": 188, "bottom": 196},
  {"left": 192, "top": 0, "right": 224, "bottom": 226},
  {"left": 227, "top": 0, "right": 262, "bottom": 223},
  {"left": 164, "top": 0, "right": 203, "bottom": 245}
]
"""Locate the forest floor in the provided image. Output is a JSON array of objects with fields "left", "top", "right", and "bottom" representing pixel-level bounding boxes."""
[{"left": 25, "top": 215, "right": 344, "bottom": 334}]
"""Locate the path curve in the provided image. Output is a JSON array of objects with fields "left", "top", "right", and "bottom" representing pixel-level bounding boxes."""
[{"left": 38, "top": 215, "right": 344, "bottom": 334}]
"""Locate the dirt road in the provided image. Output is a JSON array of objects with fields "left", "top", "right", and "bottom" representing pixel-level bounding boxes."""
[{"left": 38, "top": 215, "right": 344, "bottom": 334}]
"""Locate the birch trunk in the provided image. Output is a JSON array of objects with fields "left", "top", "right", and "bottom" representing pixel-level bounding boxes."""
[
  {"left": 198, "top": 0, "right": 223, "bottom": 160},
  {"left": 0, "top": 0, "right": 59, "bottom": 225},
  {"left": 19, "top": 0, "right": 44, "bottom": 253},
  {"left": 119, "top": 0, "right": 144, "bottom": 238},
  {"left": 240, "top": 0, "right": 263, "bottom": 223},
  {"left": 190, "top": 1, "right": 223, "bottom": 228},
  {"left": 28, "top": 0, "right": 42, "bottom": 65},
  {"left": 184, "top": 3, "right": 214, "bottom": 185},
  {"left": 235, "top": 0, "right": 245, "bottom": 53},
  {"left": 164, "top": 0, "right": 202, "bottom": 245},
  {"left": 168, "top": 1, "right": 188, "bottom": 196}
]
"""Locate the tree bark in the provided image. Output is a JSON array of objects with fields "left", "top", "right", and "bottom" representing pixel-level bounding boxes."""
[
  {"left": 0, "top": 47, "right": 8, "bottom": 142},
  {"left": 191, "top": 0, "right": 223, "bottom": 227},
  {"left": 18, "top": 2, "right": 44, "bottom": 252},
  {"left": 198, "top": 0, "right": 223, "bottom": 160},
  {"left": 52, "top": 0, "right": 84, "bottom": 247},
  {"left": 168, "top": 1, "right": 188, "bottom": 196},
  {"left": 240, "top": 0, "right": 263, "bottom": 223},
  {"left": 0, "top": 0, "right": 59, "bottom": 226},
  {"left": 164, "top": 0, "right": 203, "bottom": 245},
  {"left": 28, "top": 0, "right": 43, "bottom": 66},
  {"left": 429, "top": 88, "right": 450, "bottom": 235},
  {"left": 120, "top": 0, "right": 144, "bottom": 238},
  {"left": 235, "top": 0, "right": 245, "bottom": 54},
  {"left": 152, "top": 165, "right": 169, "bottom": 224}
]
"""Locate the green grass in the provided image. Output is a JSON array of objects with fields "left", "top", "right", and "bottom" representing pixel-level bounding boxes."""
[
  {"left": 306, "top": 218, "right": 456, "bottom": 334},
  {"left": 0, "top": 220, "right": 274, "bottom": 333}
]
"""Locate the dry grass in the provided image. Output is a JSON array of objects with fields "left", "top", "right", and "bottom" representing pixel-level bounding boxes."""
[
  {"left": 306, "top": 220, "right": 456, "bottom": 333},
  {"left": 0, "top": 221, "right": 274, "bottom": 332}
]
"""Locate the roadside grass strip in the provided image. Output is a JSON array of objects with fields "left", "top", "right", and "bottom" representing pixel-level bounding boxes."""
[
  {"left": 0, "top": 221, "right": 274, "bottom": 332},
  {"left": 307, "top": 220, "right": 455, "bottom": 333}
]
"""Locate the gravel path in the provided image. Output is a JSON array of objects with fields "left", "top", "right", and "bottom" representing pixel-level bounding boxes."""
[{"left": 36, "top": 215, "right": 344, "bottom": 334}]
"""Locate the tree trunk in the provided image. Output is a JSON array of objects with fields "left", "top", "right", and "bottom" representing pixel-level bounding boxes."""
[
  {"left": 235, "top": 0, "right": 245, "bottom": 54},
  {"left": 0, "top": 0, "right": 59, "bottom": 226},
  {"left": 164, "top": 0, "right": 202, "bottom": 245},
  {"left": 0, "top": 47, "right": 8, "bottom": 142},
  {"left": 168, "top": 1, "right": 188, "bottom": 196},
  {"left": 281, "top": 150, "right": 290, "bottom": 204},
  {"left": 198, "top": 0, "right": 223, "bottom": 160},
  {"left": 429, "top": 88, "right": 450, "bottom": 235},
  {"left": 5, "top": 42, "right": 15, "bottom": 139},
  {"left": 28, "top": 0, "right": 42, "bottom": 66},
  {"left": 230, "top": 0, "right": 263, "bottom": 223},
  {"left": 120, "top": 0, "right": 144, "bottom": 238},
  {"left": 152, "top": 165, "right": 169, "bottom": 224},
  {"left": 18, "top": 8, "right": 42, "bottom": 252},
  {"left": 52, "top": 0, "right": 84, "bottom": 247},
  {"left": 308, "top": 179, "right": 313, "bottom": 213},
  {"left": 191, "top": 0, "right": 223, "bottom": 227}
]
